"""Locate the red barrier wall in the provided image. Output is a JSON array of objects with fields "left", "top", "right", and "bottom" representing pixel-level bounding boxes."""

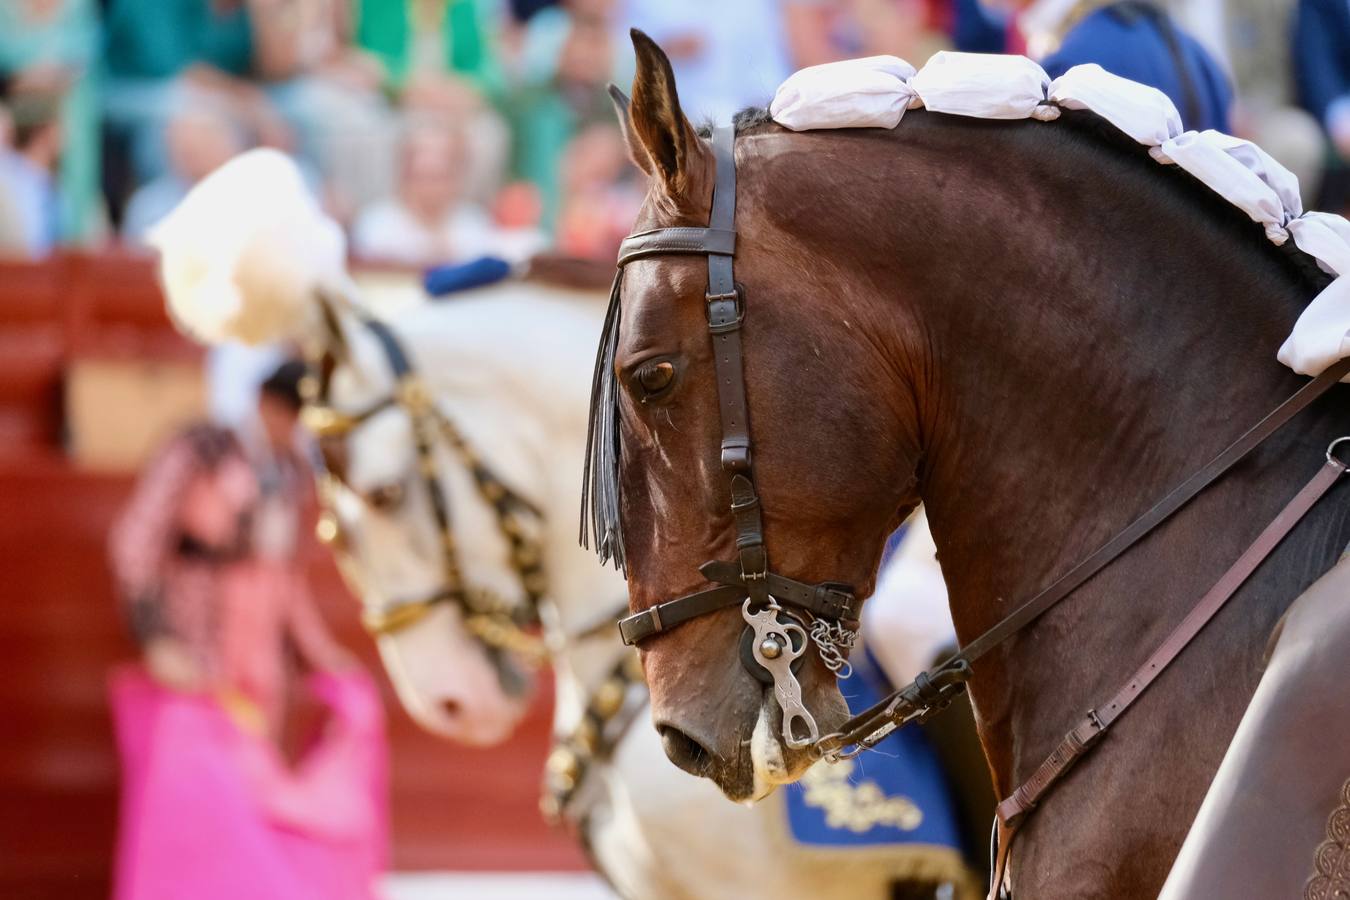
[{"left": 0, "top": 255, "right": 585, "bottom": 898}]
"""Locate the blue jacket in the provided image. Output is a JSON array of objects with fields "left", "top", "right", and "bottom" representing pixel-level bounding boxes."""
[
  {"left": 1042, "top": 2, "right": 1233, "bottom": 133},
  {"left": 953, "top": 0, "right": 1011, "bottom": 53},
  {"left": 1292, "top": 0, "right": 1350, "bottom": 128}
]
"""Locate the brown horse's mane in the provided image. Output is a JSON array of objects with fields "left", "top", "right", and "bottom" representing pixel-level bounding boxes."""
[{"left": 706, "top": 106, "right": 1333, "bottom": 295}]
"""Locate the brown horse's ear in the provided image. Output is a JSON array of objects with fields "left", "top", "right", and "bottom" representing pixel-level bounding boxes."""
[
  {"left": 627, "top": 29, "right": 705, "bottom": 199},
  {"left": 608, "top": 83, "right": 651, "bottom": 176}
]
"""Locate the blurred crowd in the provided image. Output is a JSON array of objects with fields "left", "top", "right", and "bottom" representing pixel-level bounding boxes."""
[{"left": 0, "top": 0, "right": 1347, "bottom": 266}]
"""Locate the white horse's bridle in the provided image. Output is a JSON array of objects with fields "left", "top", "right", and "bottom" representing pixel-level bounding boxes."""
[{"left": 302, "top": 301, "right": 548, "bottom": 665}]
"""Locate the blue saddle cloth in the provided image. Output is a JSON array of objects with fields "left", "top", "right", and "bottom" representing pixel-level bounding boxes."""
[{"left": 784, "top": 649, "right": 965, "bottom": 850}]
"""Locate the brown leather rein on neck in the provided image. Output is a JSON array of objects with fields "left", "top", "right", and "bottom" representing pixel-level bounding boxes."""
[
  {"left": 587, "top": 121, "right": 1350, "bottom": 860},
  {"left": 824, "top": 352, "right": 1350, "bottom": 754}
]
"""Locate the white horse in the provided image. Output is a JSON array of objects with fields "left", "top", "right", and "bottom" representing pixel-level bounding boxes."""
[{"left": 151, "top": 149, "right": 975, "bottom": 900}]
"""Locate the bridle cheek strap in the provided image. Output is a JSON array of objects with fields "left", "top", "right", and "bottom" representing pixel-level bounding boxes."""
[{"left": 614, "top": 123, "right": 860, "bottom": 648}]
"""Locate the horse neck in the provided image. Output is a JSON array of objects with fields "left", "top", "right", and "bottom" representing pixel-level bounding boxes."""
[
  {"left": 531, "top": 393, "right": 632, "bottom": 731},
  {"left": 776, "top": 115, "right": 1340, "bottom": 792}
]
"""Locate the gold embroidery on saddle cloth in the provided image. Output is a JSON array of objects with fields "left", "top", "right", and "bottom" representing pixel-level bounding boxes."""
[
  {"left": 799, "top": 758, "right": 924, "bottom": 833},
  {"left": 1305, "top": 778, "right": 1350, "bottom": 900}
]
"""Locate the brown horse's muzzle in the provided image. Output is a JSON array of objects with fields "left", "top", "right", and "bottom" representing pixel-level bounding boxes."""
[{"left": 645, "top": 620, "right": 850, "bottom": 802}]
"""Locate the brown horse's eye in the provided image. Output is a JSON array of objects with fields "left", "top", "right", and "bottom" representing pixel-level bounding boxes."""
[{"left": 636, "top": 360, "right": 676, "bottom": 398}]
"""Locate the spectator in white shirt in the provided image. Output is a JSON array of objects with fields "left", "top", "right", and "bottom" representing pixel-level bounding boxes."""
[{"left": 352, "top": 118, "right": 538, "bottom": 266}]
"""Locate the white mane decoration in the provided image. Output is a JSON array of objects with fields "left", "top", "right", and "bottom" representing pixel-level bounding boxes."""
[
  {"left": 770, "top": 52, "right": 1350, "bottom": 381},
  {"left": 149, "top": 148, "right": 349, "bottom": 346}
]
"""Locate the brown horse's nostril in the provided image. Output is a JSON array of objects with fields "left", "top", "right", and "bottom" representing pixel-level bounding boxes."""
[{"left": 658, "top": 725, "right": 714, "bottom": 778}]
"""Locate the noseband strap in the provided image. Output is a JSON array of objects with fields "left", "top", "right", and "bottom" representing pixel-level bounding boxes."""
[
  {"left": 618, "top": 562, "right": 862, "bottom": 645},
  {"left": 614, "top": 124, "right": 860, "bottom": 649}
]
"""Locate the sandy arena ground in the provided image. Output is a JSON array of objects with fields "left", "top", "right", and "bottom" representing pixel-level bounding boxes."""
[{"left": 386, "top": 871, "right": 615, "bottom": 899}]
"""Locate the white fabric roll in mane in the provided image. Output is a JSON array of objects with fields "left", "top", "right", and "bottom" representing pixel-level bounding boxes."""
[
  {"left": 910, "top": 52, "right": 1052, "bottom": 120},
  {"left": 1152, "top": 131, "right": 1299, "bottom": 242},
  {"left": 767, "top": 52, "right": 1350, "bottom": 381},
  {"left": 771, "top": 56, "right": 917, "bottom": 131},
  {"left": 1047, "top": 64, "right": 1181, "bottom": 145}
]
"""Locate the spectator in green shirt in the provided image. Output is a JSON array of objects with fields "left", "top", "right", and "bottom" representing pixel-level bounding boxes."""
[
  {"left": 502, "top": 0, "right": 631, "bottom": 228},
  {"left": 352, "top": 0, "right": 504, "bottom": 97},
  {"left": 348, "top": 0, "right": 511, "bottom": 209},
  {"left": 102, "top": 0, "right": 287, "bottom": 191},
  {"left": 103, "top": 0, "right": 396, "bottom": 222},
  {"left": 0, "top": 0, "right": 101, "bottom": 244}
]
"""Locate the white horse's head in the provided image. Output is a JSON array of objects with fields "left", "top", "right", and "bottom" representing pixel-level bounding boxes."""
[
  {"left": 150, "top": 149, "right": 619, "bottom": 744},
  {"left": 310, "top": 369, "right": 546, "bottom": 744}
]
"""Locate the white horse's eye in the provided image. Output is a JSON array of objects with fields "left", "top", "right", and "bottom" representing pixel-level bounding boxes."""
[{"left": 365, "top": 482, "right": 406, "bottom": 513}]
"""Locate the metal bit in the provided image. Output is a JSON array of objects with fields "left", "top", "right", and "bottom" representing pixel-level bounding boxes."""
[{"left": 743, "top": 601, "right": 820, "bottom": 749}]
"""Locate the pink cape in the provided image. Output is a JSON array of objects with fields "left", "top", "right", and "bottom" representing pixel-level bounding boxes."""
[{"left": 109, "top": 666, "right": 389, "bottom": 900}]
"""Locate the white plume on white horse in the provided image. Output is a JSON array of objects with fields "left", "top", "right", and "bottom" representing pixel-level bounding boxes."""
[{"left": 148, "top": 148, "right": 348, "bottom": 346}]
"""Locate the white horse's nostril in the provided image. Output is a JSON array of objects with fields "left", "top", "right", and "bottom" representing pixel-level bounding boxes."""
[{"left": 440, "top": 698, "right": 462, "bottom": 720}]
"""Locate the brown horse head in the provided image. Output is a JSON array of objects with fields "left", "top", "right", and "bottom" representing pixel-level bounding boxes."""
[
  {"left": 599, "top": 31, "right": 1350, "bottom": 895},
  {"left": 599, "top": 32, "right": 923, "bottom": 800}
]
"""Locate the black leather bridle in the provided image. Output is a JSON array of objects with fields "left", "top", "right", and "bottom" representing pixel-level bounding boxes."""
[
  {"left": 308, "top": 300, "right": 653, "bottom": 829},
  {"left": 582, "top": 125, "right": 864, "bottom": 720}
]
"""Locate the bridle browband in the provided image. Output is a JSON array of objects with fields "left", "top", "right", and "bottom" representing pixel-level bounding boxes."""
[{"left": 303, "top": 303, "right": 547, "bottom": 665}]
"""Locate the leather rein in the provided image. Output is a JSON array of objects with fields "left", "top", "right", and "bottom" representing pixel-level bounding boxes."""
[
  {"left": 302, "top": 303, "right": 547, "bottom": 664},
  {"left": 595, "top": 121, "right": 1350, "bottom": 870}
]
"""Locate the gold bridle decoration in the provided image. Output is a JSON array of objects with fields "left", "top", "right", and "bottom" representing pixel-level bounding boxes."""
[{"left": 301, "top": 326, "right": 549, "bottom": 667}]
